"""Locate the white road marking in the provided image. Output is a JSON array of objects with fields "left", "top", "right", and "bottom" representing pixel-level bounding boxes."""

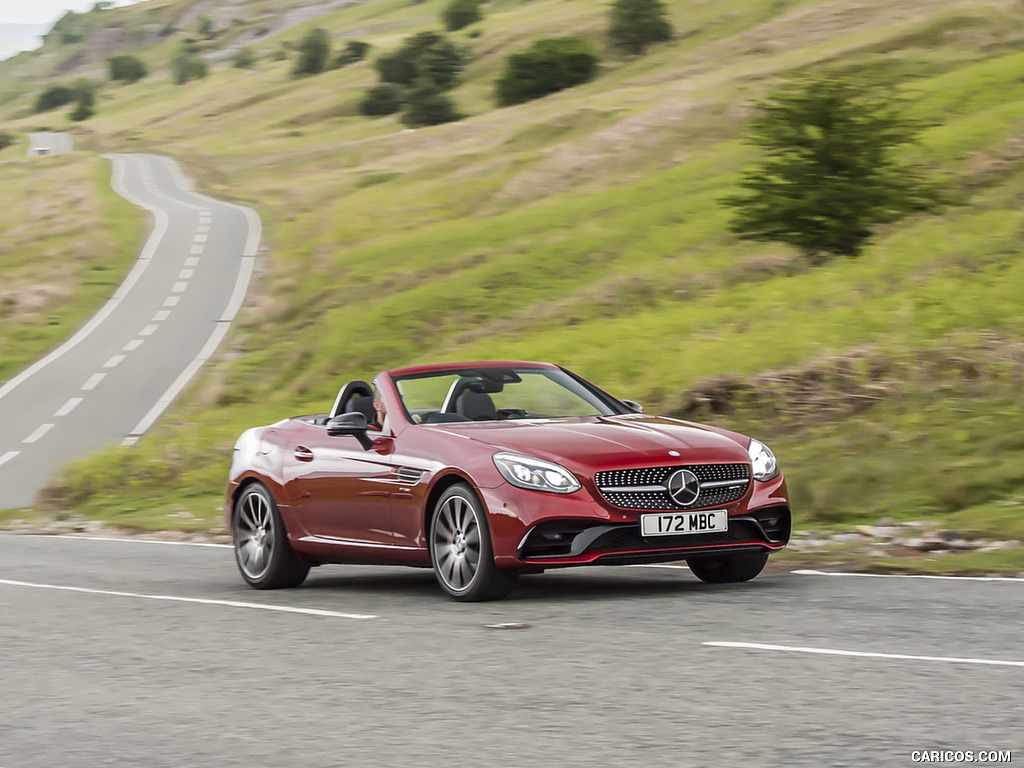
[
  {"left": 704, "top": 641, "right": 1024, "bottom": 669},
  {"left": 123, "top": 339, "right": 144, "bottom": 352},
  {"left": 139, "top": 324, "right": 159, "bottom": 336},
  {"left": 122, "top": 436, "right": 138, "bottom": 447},
  {"left": 0, "top": 578, "right": 377, "bottom": 620},
  {"left": 172, "top": 282, "right": 188, "bottom": 293},
  {"left": 184, "top": 257, "right": 199, "bottom": 267},
  {"left": 81, "top": 373, "right": 106, "bottom": 391},
  {"left": 20, "top": 534, "right": 231, "bottom": 549},
  {"left": 54, "top": 397, "right": 83, "bottom": 417},
  {"left": 23, "top": 424, "right": 54, "bottom": 444},
  {"left": 189, "top": 244, "right": 204, "bottom": 255},
  {"left": 193, "top": 234, "right": 208, "bottom": 243},
  {"left": 197, "top": 224, "right": 210, "bottom": 233},
  {"left": 793, "top": 569, "right": 1023, "bottom": 584},
  {"left": 219, "top": 256, "right": 255, "bottom": 321},
  {"left": 179, "top": 269, "right": 194, "bottom": 279},
  {"left": 630, "top": 564, "right": 690, "bottom": 570},
  {"left": 0, "top": 451, "right": 19, "bottom": 467},
  {"left": 104, "top": 354, "right": 126, "bottom": 368},
  {"left": 153, "top": 310, "right": 171, "bottom": 321},
  {"left": 164, "top": 296, "right": 180, "bottom": 307}
]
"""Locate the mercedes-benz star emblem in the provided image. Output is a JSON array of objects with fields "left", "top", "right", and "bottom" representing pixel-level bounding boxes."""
[{"left": 666, "top": 469, "right": 701, "bottom": 507}]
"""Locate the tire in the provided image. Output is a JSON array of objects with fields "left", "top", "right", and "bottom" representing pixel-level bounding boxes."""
[
  {"left": 429, "top": 483, "right": 516, "bottom": 602},
  {"left": 687, "top": 551, "right": 769, "bottom": 584},
  {"left": 232, "top": 482, "right": 309, "bottom": 589}
]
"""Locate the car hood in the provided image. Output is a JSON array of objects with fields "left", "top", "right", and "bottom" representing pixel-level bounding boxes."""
[{"left": 433, "top": 415, "right": 750, "bottom": 474}]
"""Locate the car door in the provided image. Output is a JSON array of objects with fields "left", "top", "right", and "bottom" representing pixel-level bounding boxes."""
[{"left": 284, "top": 422, "right": 396, "bottom": 546}]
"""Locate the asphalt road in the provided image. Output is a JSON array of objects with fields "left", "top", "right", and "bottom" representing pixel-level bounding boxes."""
[
  {"left": 27, "top": 132, "right": 73, "bottom": 155},
  {"left": 0, "top": 152, "right": 258, "bottom": 509},
  {"left": 0, "top": 534, "right": 1018, "bottom": 767}
]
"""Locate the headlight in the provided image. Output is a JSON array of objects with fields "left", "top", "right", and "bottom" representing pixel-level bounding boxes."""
[
  {"left": 747, "top": 439, "right": 779, "bottom": 481},
  {"left": 493, "top": 452, "right": 581, "bottom": 494}
]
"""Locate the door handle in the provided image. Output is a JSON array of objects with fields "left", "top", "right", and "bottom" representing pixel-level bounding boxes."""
[{"left": 294, "top": 446, "right": 315, "bottom": 462}]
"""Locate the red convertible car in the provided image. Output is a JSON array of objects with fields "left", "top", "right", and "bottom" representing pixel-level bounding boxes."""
[{"left": 226, "top": 361, "right": 791, "bottom": 601}]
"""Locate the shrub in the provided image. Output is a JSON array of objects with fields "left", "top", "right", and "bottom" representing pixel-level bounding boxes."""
[
  {"left": 171, "top": 48, "right": 208, "bottom": 84},
  {"left": 723, "top": 72, "right": 945, "bottom": 262},
  {"left": 108, "top": 54, "right": 147, "bottom": 83},
  {"left": 495, "top": 37, "right": 598, "bottom": 107},
  {"left": 609, "top": 0, "right": 673, "bottom": 55},
  {"left": 0, "top": 130, "right": 15, "bottom": 152},
  {"left": 335, "top": 40, "right": 370, "bottom": 67},
  {"left": 70, "top": 101, "right": 94, "bottom": 121},
  {"left": 234, "top": 46, "right": 256, "bottom": 69},
  {"left": 293, "top": 27, "right": 331, "bottom": 76},
  {"left": 360, "top": 84, "right": 402, "bottom": 117},
  {"left": 442, "top": 0, "right": 482, "bottom": 32},
  {"left": 35, "top": 85, "right": 75, "bottom": 113},
  {"left": 376, "top": 32, "right": 465, "bottom": 90},
  {"left": 402, "top": 79, "right": 461, "bottom": 127}
]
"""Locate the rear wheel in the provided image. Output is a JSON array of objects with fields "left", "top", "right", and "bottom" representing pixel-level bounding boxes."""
[
  {"left": 687, "top": 551, "right": 769, "bottom": 584},
  {"left": 429, "top": 484, "right": 516, "bottom": 602},
  {"left": 233, "top": 483, "right": 309, "bottom": 589}
]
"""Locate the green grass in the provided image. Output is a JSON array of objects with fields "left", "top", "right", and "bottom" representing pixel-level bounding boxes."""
[{"left": 1, "top": 0, "right": 1023, "bottom": 570}]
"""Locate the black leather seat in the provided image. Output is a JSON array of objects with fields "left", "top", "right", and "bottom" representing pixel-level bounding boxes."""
[
  {"left": 457, "top": 391, "right": 499, "bottom": 421},
  {"left": 346, "top": 395, "right": 376, "bottom": 425}
]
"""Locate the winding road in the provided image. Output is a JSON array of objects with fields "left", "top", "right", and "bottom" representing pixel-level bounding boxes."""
[
  {"left": 0, "top": 534, "right": 1019, "bottom": 767},
  {"left": 0, "top": 152, "right": 258, "bottom": 509}
]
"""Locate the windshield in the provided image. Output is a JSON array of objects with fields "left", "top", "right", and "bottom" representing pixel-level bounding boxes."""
[{"left": 393, "top": 367, "right": 621, "bottom": 424}]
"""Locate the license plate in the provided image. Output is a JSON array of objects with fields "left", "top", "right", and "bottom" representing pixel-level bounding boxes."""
[{"left": 640, "top": 510, "right": 728, "bottom": 537}]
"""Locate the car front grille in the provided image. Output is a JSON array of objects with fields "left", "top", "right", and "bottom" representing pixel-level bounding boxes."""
[{"left": 593, "top": 463, "right": 750, "bottom": 511}]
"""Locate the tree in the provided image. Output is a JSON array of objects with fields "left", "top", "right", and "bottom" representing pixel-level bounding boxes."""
[
  {"left": 376, "top": 32, "right": 465, "bottom": 90},
  {"left": 0, "top": 130, "right": 15, "bottom": 152},
  {"left": 402, "top": 79, "right": 460, "bottom": 127},
  {"left": 108, "top": 55, "right": 147, "bottom": 83},
  {"left": 70, "top": 78, "right": 96, "bottom": 120},
  {"left": 197, "top": 15, "right": 215, "bottom": 39},
  {"left": 234, "top": 46, "right": 256, "bottom": 69},
  {"left": 293, "top": 27, "right": 331, "bottom": 76},
  {"left": 608, "top": 0, "right": 673, "bottom": 56},
  {"left": 495, "top": 37, "right": 598, "bottom": 107},
  {"left": 335, "top": 40, "right": 370, "bottom": 67},
  {"left": 442, "top": 0, "right": 482, "bottom": 32},
  {"left": 723, "top": 73, "right": 944, "bottom": 262},
  {"left": 360, "top": 84, "right": 402, "bottom": 117},
  {"left": 35, "top": 85, "right": 75, "bottom": 113},
  {"left": 171, "top": 47, "right": 208, "bottom": 84}
]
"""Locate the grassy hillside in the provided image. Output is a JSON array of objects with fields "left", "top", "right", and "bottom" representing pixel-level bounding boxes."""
[{"left": 1, "top": 0, "right": 1023, "bottom": 570}]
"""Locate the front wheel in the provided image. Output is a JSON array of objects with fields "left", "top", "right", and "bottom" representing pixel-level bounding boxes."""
[
  {"left": 429, "top": 484, "right": 516, "bottom": 601},
  {"left": 687, "top": 551, "right": 769, "bottom": 584},
  {"left": 233, "top": 482, "right": 309, "bottom": 589}
]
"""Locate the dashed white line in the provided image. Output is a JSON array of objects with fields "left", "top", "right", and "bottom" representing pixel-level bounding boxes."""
[
  {"left": 0, "top": 578, "right": 377, "bottom": 620},
  {"left": 54, "top": 397, "right": 83, "bottom": 417},
  {"left": 153, "top": 310, "right": 171, "bottom": 321},
  {"left": 81, "top": 373, "right": 106, "bottom": 391},
  {"left": 178, "top": 269, "right": 194, "bottom": 280},
  {"left": 139, "top": 324, "right": 159, "bottom": 336},
  {"left": 193, "top": 234, "right": 208, "bottom": 243},
  {"left": 172, "top": 282, "right": 188, "bottom": 293},
  {"left": 23, "top": 424, "right": 54, "bottom": 444},
  {"left": 197, "top": 224, "right": 210, "bottom": 233},
  {"left": 184, "top": 257, "right": 199, "bottom": 267},
  {"left": 104, "top": 354, "right": 126, "bottom": 368},
  {"left": 704, "top": 641, "right": 1024, "bottom": 669},
  {"left": 189, "top": 245, "right": 204, "bottom": 255},
  {"left": 123, "top": 339, "right": 144, "bottom": 352},
  {"left": 0, "top": 451, "right": 19, "bottom": 467},
  {"left": 122, "top": 436, "right": 138, "bottom": 447},
  {"left": 164, "top": 296, "right": 180, "bottom": 307}
]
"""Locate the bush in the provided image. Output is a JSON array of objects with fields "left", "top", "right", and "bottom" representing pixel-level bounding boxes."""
[
  {"left": 609, "top": 0, "right": 673, "bottom": 55},
  {"left": 293, "top": 27, "right": 331, "bottom": 76},
  {"left": 495, "top": 37, "right": 598, "bottom": 107},
  {"left": 0, "top": 130, "right": 15, "bottom": 152},
  {"left": 442, "top": 0, "right": 482, "bottom": 32},
  {"left": 376, "top": 31, "right": 465, "bottom": 90},
  {"left": 171, "top": 48, "right": 208, "bottom": 84},
  {"left": 34, "top": 85, "right": 75, "bottom": 113},
  {"left": 234, "top": 46, "right": 256, "bottom": 69},
  {"left": 402, "top": 79, "right": 461, "bottom": 127},
  {"left": 723, "top": 73, "right": 944, "bottom": 262},
  {"left": 108, "top": 54, "right": 147, "bottom": 83},
  {"left": 70, "top": 101, "right": 94, "bottom": 121},
  {"left": 335, "top": 40, "right": 370, "bottom": 67},
  {"left": 360, "top": 84, "right": 402, "bottom": 117}
]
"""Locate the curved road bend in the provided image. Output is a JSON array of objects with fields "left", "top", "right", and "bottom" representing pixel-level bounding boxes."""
[{"left": 0, "top": 153, "right": 259, "bottom": 510}]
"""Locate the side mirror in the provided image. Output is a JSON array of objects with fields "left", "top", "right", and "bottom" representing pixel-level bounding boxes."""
[
  {"left": 326, "top": 412, "right": 374, "bottom": 450},
  {"left": 622, "top": 400, "right": 644, "bottom": 413}
]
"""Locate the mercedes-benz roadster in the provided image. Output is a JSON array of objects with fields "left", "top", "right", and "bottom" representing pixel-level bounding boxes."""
[{"left": 226, "top": 361, "right": 791, "bottom": 601}]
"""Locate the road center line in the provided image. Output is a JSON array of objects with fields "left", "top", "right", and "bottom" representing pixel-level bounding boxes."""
[
  {"left": 184, "top": 257, "right": 199, "bottom": 267},
  {"left": 0, "top": 451, "right": 19, "bottom": 467},
  {"left": 164, "top": 296, "right": 180, "bottom": 307},
  {"left": 704, "top": 641, "right": 1024, "bottom": 668},
  {"left": 153, "top": 310, "right": 171, "bottom": 321},
  {"left": 81, "top": 373, "right": 106, "bottom": 391},
  {"left": 23, "top": 424, "right": 54, "bottom": 444},
  {"left": 0, "top": 578, "right": 377, "bottom": 620},
  {"left": 172, "top": 282, "right": 188, "bottom": 293},
  {"left": 189, "top": 244, "right": 204, "bottom": 255},
  {"left": 54, "top": 397, "right": 83, "bottom": 417},
  {"left": 123, "top": 339, "right": 144, "bottom": 352},
  {"left": 104, "top": 354, "right": 126, "bottom": 368},
  {"left": 139, "top": 324, "right": 159, "bottom": 336}
]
